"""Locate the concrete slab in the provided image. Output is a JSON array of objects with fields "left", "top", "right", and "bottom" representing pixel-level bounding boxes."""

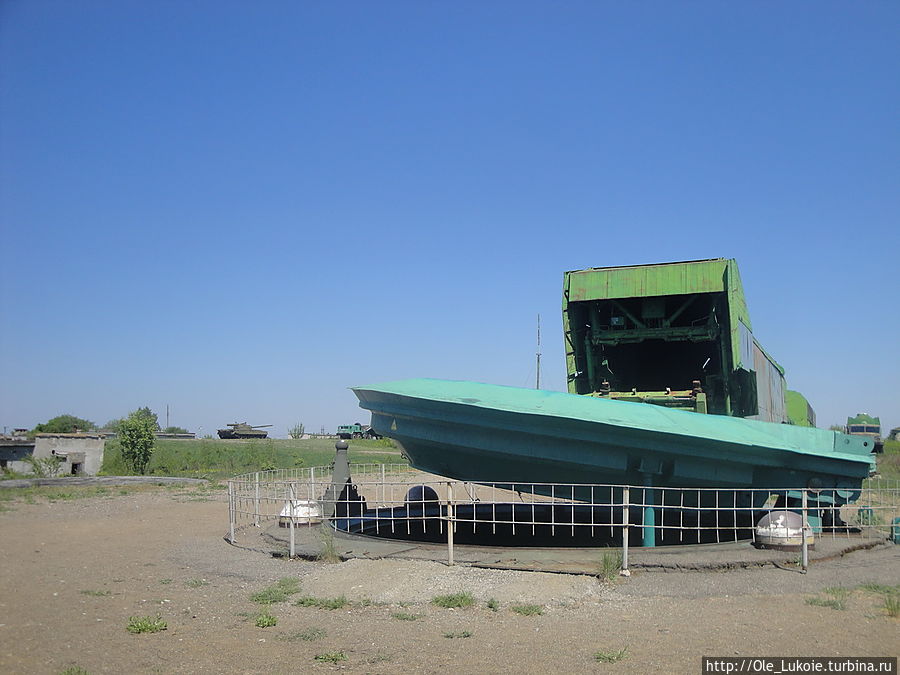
[{"left": 252, "top": 521, "right": 893, "bottom": 575}]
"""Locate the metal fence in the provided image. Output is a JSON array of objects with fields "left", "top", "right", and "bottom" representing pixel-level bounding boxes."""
[{"left": 227, "top": 465, "right": 900, "bottom": 572}]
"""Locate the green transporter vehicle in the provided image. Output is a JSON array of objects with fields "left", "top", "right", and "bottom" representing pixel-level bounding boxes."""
[
  {"left": 846, "top": 413, "right": 883, "bottom": 453},
  {"left": 563, "top": 258, "right": 797, "bottom": 424}
]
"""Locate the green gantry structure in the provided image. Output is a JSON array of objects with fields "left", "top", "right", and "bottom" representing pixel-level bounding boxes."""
[{"left": 563, "top": 258, "right": 791, "bottom": 423}]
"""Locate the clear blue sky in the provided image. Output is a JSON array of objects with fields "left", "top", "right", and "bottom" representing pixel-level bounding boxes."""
[{"left": 1, "top": 1, "right": 897, "bottom": 438}]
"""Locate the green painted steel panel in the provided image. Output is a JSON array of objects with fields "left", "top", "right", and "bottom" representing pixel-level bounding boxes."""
[
  {"left": 847, "top": 413, "right": 881, "bottom": 426},
  {"left": 566, "top": 258, "right": 732, "bottom": 303},
  {"left": 353, "top": 379, "right": 875, "bottom": 496},
  {"left": 354, "top": 378, "right": 873, "bottom": 464},
  {"left": 563, "top": 258, "right": 753, "bottom": 370},
  {"left": 786, "top": 390, "right": 816, "bottom": 427}
]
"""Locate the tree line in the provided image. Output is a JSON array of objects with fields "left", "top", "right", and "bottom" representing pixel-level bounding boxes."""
[{"left": 31, "top": 408, "right": 188, "bottom": 435}]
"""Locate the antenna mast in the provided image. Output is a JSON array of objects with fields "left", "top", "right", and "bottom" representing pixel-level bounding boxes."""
[{"left": 536, "top": 313, "right": 542, "bottom": 389}]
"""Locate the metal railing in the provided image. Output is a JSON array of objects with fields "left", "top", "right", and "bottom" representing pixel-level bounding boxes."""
[{"left": 227, "top": 466, "right": 899, "bottom": 573}]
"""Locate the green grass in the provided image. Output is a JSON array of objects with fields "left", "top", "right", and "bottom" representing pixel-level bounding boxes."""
[
  {"left": 805, "top": 586, "right": 852, "bottom": 611},
  {"left": 855, "top": 508, "right": 883, "bottom": 526},
  {"left": 486, "top": 598, "right": 499, "bottom": 611},
  {"left": 443, "top": 630, "right": 473, "bottom": 639},
  {"left": 100, "top": 437, "right": 402, "bottom": 478},
  {"left": 294, "top": 595, "right": 349, "bottom": 610},
  {"left": 511, "top": 604, "right": 543, "bottom": 616},
  {"left": 317, "top": 526, "right": 341, "bottom": 564},
  {"left": 185, "top": 578, "right": 209, "bottom": 588},
  {"left": 0, "top": 483, "right": 182, "bottom": 505},
  {"left": 431, "top": 592, "right": 475, "bottom": 609},
  {"left": 80, "top": 589, "right": 112, "bottom": 597},
  {"left": 598, "top": 550, "right": 623, "bottom": 582},
  {"left": 865, "top": 439, "right": 900, "bottom": 482},
  {"left": 883, "top": 594, "right": 900, "bottom": 618},
  {"left": 277, "top": 627, "right": 327, "bottom": 642},
  {"left": 857, "top": 583, "right": 900, "bottom": 617},
  {"left": 314, "top": 651, "right": 348, "bottom": 663},
  {"left": 858, "top": 583, "right": 900, "bottom": 595},
  {"left": 126, "top": 614, "right": 167, "bottom": 634},
  {"left": 254, "top": 610, "right": 277, "bottom": 628},
  {"left": 805, "top": 596, "right": 844, "bottom": 610},
  {"left": 0, "top": 485, "right": 117, "bottom": 504},
  {"left": 391, "top": 612, "right": 421, "bottom": 621},
  {"left": 594, "top": 647, "right": 629, "bottom": 663},
  {"left": 59, "top": 668, "right": 91, "bottom": 675},
  {"left": 250, "top": 577, "right": 302, "bottom": 604}
]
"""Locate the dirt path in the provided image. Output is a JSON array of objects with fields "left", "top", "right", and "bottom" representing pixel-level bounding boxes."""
[{"left": 1, "top": 488, "right": 897, "bottom": 674}]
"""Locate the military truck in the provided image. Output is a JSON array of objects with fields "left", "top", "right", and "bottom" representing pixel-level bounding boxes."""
[
  {"left": 217, "top": 423, "right": 272, "bottom": 439},
  {"left": 846, "top": 413, "right": 883, "bottom": 453},
  {"left": 336, "top": 423, "right": 380, "bottom": 440}
]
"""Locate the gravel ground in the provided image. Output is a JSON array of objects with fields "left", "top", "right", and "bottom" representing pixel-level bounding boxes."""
[{"left": 1, "top": 486, "right": 897, "bottom": 674}]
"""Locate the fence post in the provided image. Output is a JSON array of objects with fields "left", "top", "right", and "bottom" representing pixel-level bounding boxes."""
[
  {"left": 801, "top": 490, "right": 809, "bottom": 573},
  {"left": 228, "top": 480, "right": 235, "bottom": 544},
  {"left": 621, "top": 486, "right": 630, "bottom": 576},
  {"left": 289, "top": 482, "right": 296, "bottom": 559},
  {"left": 254, "top": 472, "right": 260, "bottom": 528},
  {"left": 447, "top": 482, "right": 455, "bottom": 566},
  {"left": 308, "top": 473, "right": 314, "bottom": 528},
  {"left": 642, "top": 477, "right": 656, "bottom": 548}
]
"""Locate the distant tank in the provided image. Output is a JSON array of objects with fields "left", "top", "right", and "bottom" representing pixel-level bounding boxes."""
[{"left": 217, "top": 423, "right": 272, "bottom": 439}]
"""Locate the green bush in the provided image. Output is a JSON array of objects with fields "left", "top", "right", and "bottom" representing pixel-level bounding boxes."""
[
  {"left": 126, "top": 614, "right": 167, "bottom": 634},
  {"left": 255, "top": 611, "right": 277, "bottom": 627},
  {"left": 119, "top": 412, "right": 156, "bottom": 475},
  {"left": 598, "top": 550, "right": 623, "bottom": 582},
  {"left": 25, "top": 456, "right": 63, "bottom": 478},
  {"left": 33, "top": 415, "right": 95, "bottom": 434}
]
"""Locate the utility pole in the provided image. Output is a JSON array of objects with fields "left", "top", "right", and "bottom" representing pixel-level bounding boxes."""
[{"left": 536, "top": 313, "right": 542, "bottom": 389}]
